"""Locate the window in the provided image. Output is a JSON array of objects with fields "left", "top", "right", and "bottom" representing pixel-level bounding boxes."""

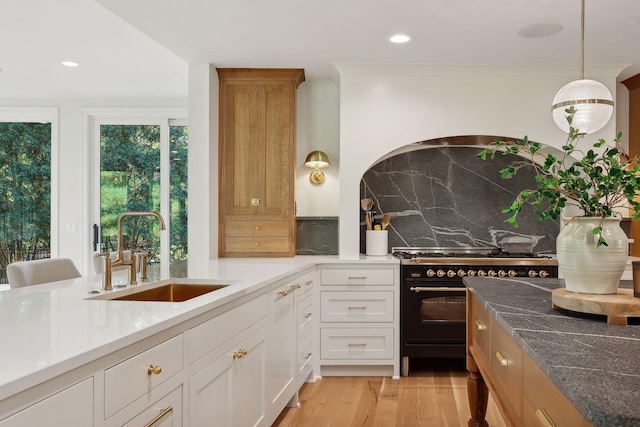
[
  {"left": 91, "top": 110, "right": 187, "bottom": 280},
  {"left": 0, "top": 108, "right": 57, "bottom": 285}
]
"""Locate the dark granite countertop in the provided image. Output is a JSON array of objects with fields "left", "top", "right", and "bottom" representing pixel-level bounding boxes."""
[{"left": 464, "top": 277, "right": 640, "bottom": 427}]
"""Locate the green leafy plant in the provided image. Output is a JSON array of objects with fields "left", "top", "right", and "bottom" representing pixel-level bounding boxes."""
[{"left": 478, "top": 106, "right": 640, "bottom": 246}]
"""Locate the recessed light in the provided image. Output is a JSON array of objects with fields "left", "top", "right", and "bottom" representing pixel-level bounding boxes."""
[
  {"left": 517, "top": 23, "right": 562, "bottom": 38},
  {"left": 388, "top": 34, "right": 413, "bottom": 44},
  {"left": 62, "top": 61, "right": 79, "bottom": 67}
]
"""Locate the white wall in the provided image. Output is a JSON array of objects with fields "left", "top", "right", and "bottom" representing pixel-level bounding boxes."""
[
  {"left": 335, "top": 64, "right": 625, "bottom": 259},
  {"left": 295, "top": 80, "right": 341, "bottom": 217},
  {"left": 187, "top": 64, "right": 218, "bottom": 276}
]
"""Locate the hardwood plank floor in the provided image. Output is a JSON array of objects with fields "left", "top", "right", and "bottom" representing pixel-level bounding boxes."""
[{"left": 272, "top": 359, "right": 506, "bottom": 427}]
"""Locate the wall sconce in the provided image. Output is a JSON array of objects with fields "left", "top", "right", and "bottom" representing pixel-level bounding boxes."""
[{"left": 304, "top": 150, "right": 330, "bottom": 184}]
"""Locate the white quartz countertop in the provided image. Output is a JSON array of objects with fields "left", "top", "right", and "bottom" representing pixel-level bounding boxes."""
[{"left": 0, "top": 255, "right": 398, "bottom": 402}]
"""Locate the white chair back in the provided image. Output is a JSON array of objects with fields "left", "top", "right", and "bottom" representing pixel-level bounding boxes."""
[{"left": 7, "top": 258, "right": 81, "bottom": 288}]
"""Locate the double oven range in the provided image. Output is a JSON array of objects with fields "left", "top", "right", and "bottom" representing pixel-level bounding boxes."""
[{"left": 393, "top": 247, "right": 558, "bottom": 377}]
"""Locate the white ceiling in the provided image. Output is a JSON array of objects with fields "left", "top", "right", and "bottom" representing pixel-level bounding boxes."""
[{"left": 2, "top": 0, "right": 640, "bottom": 99}]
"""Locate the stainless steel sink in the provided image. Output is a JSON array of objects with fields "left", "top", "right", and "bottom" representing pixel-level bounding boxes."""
[{"left": 87, "top": 280, "right": 230, "bottom": 302}]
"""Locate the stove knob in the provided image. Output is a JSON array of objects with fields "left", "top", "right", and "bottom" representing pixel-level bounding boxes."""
[
  {"left": 426, "top": 269, "right": 436, "bottom": 278},
  {"left": 467, "top": 270, "right": 476, "bottom": 277},
  {"left": 539, "top": 270, "right": 549, "bottom": 278},
  {"left": 498, "top": 270, "right": 507, "bottom": 278},
  {"left": 508, "top": 270, "right": 517, "bottom": 277},
  {"left": 528, "top": 270, "right": 538, "bottom": 278},
  {"left": 447, "top": 270, "right": 456, "bottom": 278},
  {"left": 457, "top": 269, "right": 466, "bottom": 277},
  {"left": 487, "top": 270, "right": 497, "bottom": 277},
  {"left": 437, "top": 270, "right": 446, "bottom": 277},
  {"left": 477, "top": 270, "right": 486, "bottom": 277}
]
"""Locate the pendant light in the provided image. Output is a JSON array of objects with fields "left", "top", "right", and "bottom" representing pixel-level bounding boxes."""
[{"left": 551, "top": 0, "right": 613, "bottom": 135}]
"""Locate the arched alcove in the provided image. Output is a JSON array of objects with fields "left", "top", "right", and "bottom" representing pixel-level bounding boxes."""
[{"left": 358, "top": 136, "right": 561, "bottom": 254}]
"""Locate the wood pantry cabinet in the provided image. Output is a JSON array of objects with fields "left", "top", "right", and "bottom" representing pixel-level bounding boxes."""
[
  {"left": 218, "top": 68, "right": 305, "bottom": 257},
  {"left": 466, "top": 291, "right": 594, "bottom": 427}
]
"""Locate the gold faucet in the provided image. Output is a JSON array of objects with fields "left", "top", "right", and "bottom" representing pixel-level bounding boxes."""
[{"left": 100, "top": 212, "right": 166, "bottom": 290}]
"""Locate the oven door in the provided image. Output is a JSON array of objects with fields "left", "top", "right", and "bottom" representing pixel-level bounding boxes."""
[{"left": 401, "top": 283, "right": 466, "bottom": 344}]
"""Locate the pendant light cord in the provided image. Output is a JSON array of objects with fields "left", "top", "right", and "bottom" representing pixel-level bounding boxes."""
[{"left": 580, "top": 0, "right": 585, "bottom": 79}]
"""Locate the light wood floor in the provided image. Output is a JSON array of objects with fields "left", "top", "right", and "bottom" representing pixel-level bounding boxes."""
[{"left": 272, "top": 359, "right": 506, "bottom": 427}]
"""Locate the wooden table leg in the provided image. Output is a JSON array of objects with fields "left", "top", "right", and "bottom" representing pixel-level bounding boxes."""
[{"left": 467, "top": 355, "right": 489, "bottom": 427}]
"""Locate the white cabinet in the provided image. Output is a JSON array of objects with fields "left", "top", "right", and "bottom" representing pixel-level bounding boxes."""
[
  {"left": 265, "top": 271, "right": 313, "bottom": 423},
  {"left": 123, "top": 386, "right": 182, "bottom": 427},
  {"left": 189, "top": 323, "right": 267, "bottom": 427},
  {"left": 0, "top": 378, "right": 93, "bottom": 427},
  {"left": 318, "top": 264, "right": 399, "bottom": 378},
  {"left": 296, "top": 272, "right": 315, "bottom": 389},
  {"left": 104, "top": 334, "right": 184, "bottom": 419}
]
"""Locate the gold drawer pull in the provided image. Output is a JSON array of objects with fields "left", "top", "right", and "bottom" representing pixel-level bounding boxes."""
[
  {"left": 255, "top": 242, "right": 260, "bottom": 246},
  {"left": 495, "top": 351, "right": 509, "bottom": 367},
  {"left": 475, "top": 320, "right": 487, "bottom": 330},
  {"left": 303, "top": 313, "right": 312, "bottom": 319},
  {"left": 255, "top": 226, "right": 260, "bottom": 230},
  {"left": 304, "top": 280, "right": 313, "bottom": 285},
  {"left": 347, "top": 343, "right": 367, "bottom": 347},
  {"left": 535, "top": 408, "right": 556, "bottom": 427},
  {"left": 233, "top": 349, "right": 248, "bottom": 359},
  {"left": 348, "top": 276, "right": 367, "bottom": 280},
  {"left": 147, "top": 365, "right": 162, "bottom": 375},
  {"left": 348, "top": 305, "right": 367, "bottom": 310},
  {"left": 289, "top": 284, "right": 301, "bottom": 290},
  {"left": 144, "top": 406, "right": 173, "bottom": 427},
  {"left": 277, "top": 290, "right": 289, "bottom": 297}
]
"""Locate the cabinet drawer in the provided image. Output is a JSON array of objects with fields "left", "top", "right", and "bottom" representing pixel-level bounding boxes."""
[
  {"left": 226, "top": 220, "right": 289, "bottom": 236},
  {"left": 188, "top": 293, "right": 267, "bottom": 365},
  {"left": 225, "top": 236, "right": 290, "bottom": 253},
  {"left": 523, "top": 355, "right": 594, "bottom": 427},
  {"left": 298, "top": 294, "right": 314, "bottom": 335},
  {"left": 490, "top": 319, "right": 523, "bottom": 422},
  {"left": 297, "top": 333, "right": 313, "bottom": 388},
  {"left": 0, "top": 378, "right": 93, "bottom": 426},
  {"left": 320, "top": 328, "right": 393, "bottom": 360},
  {"left": 105, "top": 334, "right": 184, "bottom": 419},
  {"left": 321, "top": 291, "right": 393, "bottom": 322},
  {"left": 297, "top": 272, "right": 315, "bottom": 299},
  {"left": 320, "top": 268, "right": 395, "bottom": 286},
  {"left": 123, "top": 385, "right": 182, "bottom": 427},
  {"left": 470, "top": 294, "right": 491, "bottom": 366}
]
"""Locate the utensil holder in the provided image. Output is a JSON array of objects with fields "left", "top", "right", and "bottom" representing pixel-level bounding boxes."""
[{"left": 366, "top": 230, "right": 388, "bottom": 256}]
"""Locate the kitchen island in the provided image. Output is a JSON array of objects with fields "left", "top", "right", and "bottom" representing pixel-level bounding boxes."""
[
  {"left": 465, "top": 276, "right": 640, "bottom": 427},
  {"left": 0, "top": 255, "right": 399, "bottom": 426}
]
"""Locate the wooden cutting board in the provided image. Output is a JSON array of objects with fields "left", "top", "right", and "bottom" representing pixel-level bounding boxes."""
[{"left": 552, "top": 288, "right": 640, "bottom": 325}]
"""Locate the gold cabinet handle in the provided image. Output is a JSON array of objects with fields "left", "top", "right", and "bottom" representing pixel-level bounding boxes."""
[
  {"left": 144, "top": 406, "right": 173, "bottom": 427},
  {"left": 475, "top": 320, "right": 487, "bottom": 331},
  {"left": 255, "top": 226, "right": 260, "bottom": 230},
  {"left": 347, "top": 343, "right": 367, "bottom": 347},
  {"left": 289, "top": 283, "right": 301, "bottom": 290},
  {"left": 348, "top": 305, "right": 367, "bottom": 310},
  {"left": 233, "top": 349, "right": 248, "bottom": 359},
  {"left": 495, "top": 351, "right": 509, "bottom": 367},
  {"left": 348, "top": 276, "right": 367, "bottom": 280},
  {"left": 535, "top": 408, "right": 556, "bottom": 427},
  {"left": 147, "top": 365, "right": 162, "bottom": 375},
  {"left": 304, "top": 280, "right": 313, "bottom": 285},
  {"left": 303, "top": 313, "right": 312, "bottom": 319},
  {"left": 277, "top": 290, "right": 289, "bottom": 297},
  {"left": 255, "top": 242, "right": 260, "bottom": 246}
]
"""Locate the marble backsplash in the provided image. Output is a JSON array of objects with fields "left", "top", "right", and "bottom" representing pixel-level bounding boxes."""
[{"left": 359, "top": 145, "right": 560, "bottom": 254}]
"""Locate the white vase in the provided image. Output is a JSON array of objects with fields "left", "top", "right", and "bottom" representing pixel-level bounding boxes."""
[{"left": 556, "top": 216, "right": 628, "bottom": 294}]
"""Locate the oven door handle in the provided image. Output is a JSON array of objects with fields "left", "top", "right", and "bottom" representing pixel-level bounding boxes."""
[{"left": 409, "top": 286, "right": 465, "bottom": 293}]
